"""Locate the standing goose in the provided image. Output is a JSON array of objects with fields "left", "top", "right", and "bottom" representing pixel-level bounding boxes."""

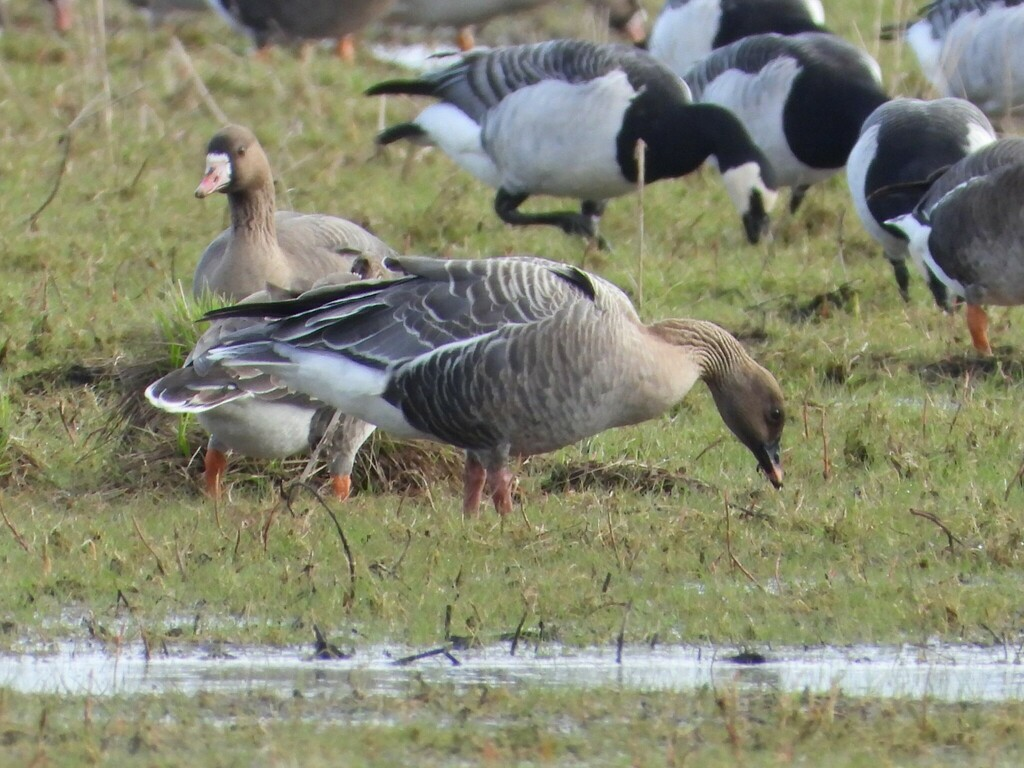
[
  {"left": 205, "top": 0, "right": 396, "bottom": 59},
  {"left": 681, "top": 32, "right": 888, "bottom": 213},
  {"left": 384, "top": 0, "right": 648, "bottom": 51},
  {"left": 648, "top": 0, "right": 827, "bottom": 76},
  {"left": 890, "top": 0, "right": 1024, "bottom": 119},
  {"left": 148, "top": 276, "right": 380, "bottom": 501},
  {"left": 190, "top": 125, "right": 396, "bottom": 498},
  {"left": 193, "top": 124, "right": 396, "bottom": 300},
  {"left": 846, "top": 97, "right": 996, "bottom": 303},
  {"left": 148, "top": 256, "right": 787, "bottom": 517},
  {"left": 367, "top": 39, "right": 779, "bottom": 245},
  {"left": 885, "top": 138, "right": 1024, "bottom": 355}
]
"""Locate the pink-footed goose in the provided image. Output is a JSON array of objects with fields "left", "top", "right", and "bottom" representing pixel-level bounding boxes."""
[
  {"left": 189, "top": 124, "right": 397, "bottom": 499},
  {"left": 886, "top": 137, "right": 1024, "bottom": 355},
  {"left": 149, "top": 256, "right": 787, "bottom": 517}
]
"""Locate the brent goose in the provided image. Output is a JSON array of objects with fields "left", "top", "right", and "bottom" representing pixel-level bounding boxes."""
[
  {"left": 846, "top": 97, "right": 996, "bottom": 302},
  {"left": 886, "top": 138, "right": 1024, "bottom": 354},
  {"left": 648, "top": 0, "right": 827, "bottom": 75},
  {"left": 367, "top": 39, "right": 779, "bottom": 245},
  {"left": 682, "top": 32, "right": 888, "bottom": 213},
  {"left": 891, "top": 0, "right": 1024, "bottom": 119}
]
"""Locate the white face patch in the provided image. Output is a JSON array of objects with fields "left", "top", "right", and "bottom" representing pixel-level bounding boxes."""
[
  {"left": 195, "top": 152, "right": 232, "bottom": 198},
  {"left": 720, "top": 161, "right": 777, "bottom": 215}
]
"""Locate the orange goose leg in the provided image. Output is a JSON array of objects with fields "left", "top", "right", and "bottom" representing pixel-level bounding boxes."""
[
  {"left": 331, "top": 474, "right": 353, "bottom": 502},
  {"left": 337, "top": 34, "right": 356, "bottom": 62},
  {"left": 463, "top": 456, "right": 486, "bottom": 517},
  {"left": 966, "top": 303, "right": 992, "bottom": 356},
  {"left": 455, "top": 26, "right": 475, "bottom": 51},
  {"left": 52, "top": 0, "right": 72, "bottom": 33},
  {"left": 488, "top": 467, "right": 515, "bottom": 517},
  {"left": 204, "top": 448, "right": 229, "bottom": 499}
]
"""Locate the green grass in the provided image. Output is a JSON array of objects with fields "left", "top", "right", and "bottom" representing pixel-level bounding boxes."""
[{"left": 0, "top": 0, "right": 1022, "bottom": 763}]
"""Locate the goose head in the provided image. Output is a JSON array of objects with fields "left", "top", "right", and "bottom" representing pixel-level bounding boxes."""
[
  {"left": 707, "top": 359, "right": 786, "bottom": 488},
  {"left": 195, "top": 125, "right": 272, "bottom": 199}
]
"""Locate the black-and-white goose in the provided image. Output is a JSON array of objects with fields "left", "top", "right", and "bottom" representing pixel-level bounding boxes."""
[
  {"left": 894, "top": 0, "right": 1024, "bottom": 119},
  {"left": 885, "top": 138, "right": 1024, "bottom": 355},
  {"left": 648, "top": 0, "right": 827, "bottom": 76},
  {"left": 682, "top": 32, "right": 888, "bottom": 212},
  {"left": 367, "top": 39, "right": 779, "bottom": 245},
  {"left": 846, "top": 97, "right": 996, "bottom": 303},
  {"left": 148, "top": 256, "right": 787, "bottom": 517}
]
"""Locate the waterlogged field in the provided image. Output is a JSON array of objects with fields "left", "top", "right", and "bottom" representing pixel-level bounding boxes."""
[{"left": 1, "top": 0, "right": 1023, "bottom": 764}]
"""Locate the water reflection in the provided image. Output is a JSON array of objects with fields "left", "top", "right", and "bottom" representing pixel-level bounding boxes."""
[{"left": 0, "top": 641, "right": 1021, "bottom": 702}]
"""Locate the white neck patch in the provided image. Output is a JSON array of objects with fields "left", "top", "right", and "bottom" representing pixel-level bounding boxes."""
[{"left": 720, "top": 161, "right": 778, "bottom": 215}]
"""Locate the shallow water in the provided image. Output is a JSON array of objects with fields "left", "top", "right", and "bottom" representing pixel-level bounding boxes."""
[{"left": 1, "top": 640, "right": 1022, "bottom": 703}]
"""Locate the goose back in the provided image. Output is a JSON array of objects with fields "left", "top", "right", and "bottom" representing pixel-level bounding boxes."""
[{"left": 684, "top": 32, "right": 887, "bottom": 178}]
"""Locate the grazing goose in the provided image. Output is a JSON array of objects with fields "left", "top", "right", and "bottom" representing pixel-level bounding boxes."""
[
  {"left": 148, "top": 273, "right": 383, "bottom": 501},
  {"left": 682, "top": 32, "right": 888, "bottom": 213},
  {"left": 149, "top": 255, "right": 787, "bottom": 517},
  {"left": 648, "top": 0, "right": 827, "bottom": 76},
  {"left": 205, "top": 0, "right": 396, "bottom": 59},
  {"left": 885, "top": 138, "right": 1024, "bottom": 355},
  {"left": 367, "top": 39, "right": 779, "bottom": 245},
  {"left": 892, "top": 0, "right": 1024, "bottom": 119},
  {"left": 193, "top": 124, "right": 396, "bottom": 301},
  {"left": 384, "top": 0, "right": 648, "bottom": 51},
  {"left": 846, "top": 97, "right": 996, "bottom": 303}
]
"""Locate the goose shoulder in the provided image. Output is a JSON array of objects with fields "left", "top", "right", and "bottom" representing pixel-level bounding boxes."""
[
  {"left": 368, "top": 40, "right": 687, "bottom": 122},
  {"left": 917, "top": 137, "right": 1024, "bottom": 216}
]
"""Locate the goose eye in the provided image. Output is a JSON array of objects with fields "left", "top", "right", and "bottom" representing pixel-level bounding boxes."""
[
  {"left": 237, "top": 145, "right": 246, "bottom": 156},
  {"left": 767, "top": 407, "right": 783, "bottom": 425}
]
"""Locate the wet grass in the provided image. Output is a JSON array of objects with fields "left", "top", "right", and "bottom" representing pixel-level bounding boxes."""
[
  {"left": 0, "top": 0, "right": 1023, "bottom": 763},
  {"left": 1, "top": 683, "right": 1023, "bottom": 767}
]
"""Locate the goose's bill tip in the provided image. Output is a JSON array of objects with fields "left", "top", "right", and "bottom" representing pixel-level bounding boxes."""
[{"left": 766, "top": 465, "right": 784, "bottom": 489}]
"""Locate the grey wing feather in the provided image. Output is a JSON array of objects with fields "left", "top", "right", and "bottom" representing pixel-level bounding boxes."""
[
  {"left": 204, "top": 256, "right": 633, "bottom": 371},
  {"left": 684, "top": 32, "right": 875, "bottom": 95},
  {"left": 918, "top": 138, "right": 1024, "bottom": 216},
  {"left": 388, "top": 40, "right": 680, "bottom": 120}
]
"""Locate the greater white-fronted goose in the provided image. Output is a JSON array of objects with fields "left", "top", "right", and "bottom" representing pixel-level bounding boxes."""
[
  {"left": 885, "top": 138, "right": 1024, "bottom": 355},
  {"left": 648, "top": 0, "right": 827, "bottom": 75},
  {"left": 846, "top": 97, "right": 995, "bottom": 303},
  {"left": 681, "top": 32, "right": 887, "bottom": 214},
  {"left": 890, "top": 0, "right": 1024, "bottom": 119},
  {"left": 193, "top": 124, "right": 396, "bottom": 301},
  {"left": 206, "top": 0, "right": 396, "bottom": 59},
  {"left": 150, "top": 255, "right": 787, "bottom": 517},
  {"left": 383, "top": 0, "right": 647, "bottom": 51},
  {"left": 367, "top": 39, "right": 779, "bottom": 245},
  {"left": 151, "top": 258, "right": 391, "bottom": 500}
]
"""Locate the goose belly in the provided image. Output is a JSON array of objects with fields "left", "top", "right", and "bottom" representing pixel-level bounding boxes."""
[
  {"left": 699, "top": 58, "right": 833, "bottom": 186},
  {"left": 199, "top": 398, "right": 318, "bottom": 459},
  {"left": 936, "top": 9, "right": 1024, "bottom": 114},
  {"left": 482, "top": 73, "right": 637, "bottom": 199}
]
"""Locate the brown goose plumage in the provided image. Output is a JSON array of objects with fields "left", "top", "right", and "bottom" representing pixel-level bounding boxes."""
[
  {"left": 193, "top": 124, "right": 396, "bottom": 301},
  {"left": 153, "top": 256, "right": 787, "bottom": 516}
]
